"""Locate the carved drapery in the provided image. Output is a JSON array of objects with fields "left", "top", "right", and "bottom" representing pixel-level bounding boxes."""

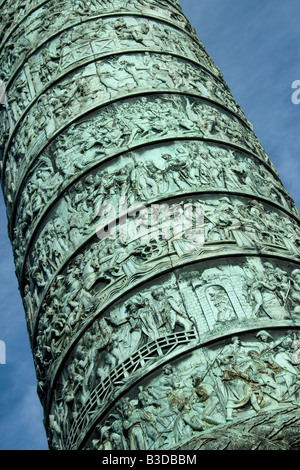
[{"left": 1, "top": 0, "right": 299, "bottom": 450}]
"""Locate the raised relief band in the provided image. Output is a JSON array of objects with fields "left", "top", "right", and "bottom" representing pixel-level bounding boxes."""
[{"left": 1, "top": 0, "right": 299, "bottom": 451}]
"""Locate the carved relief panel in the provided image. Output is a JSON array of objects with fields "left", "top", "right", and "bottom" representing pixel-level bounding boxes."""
[
  {"left": 57, "top": 327, "right": 300, "bottom": 450},
  {"left": 35, "top": 255, "right": 300, "bottom": 449}
]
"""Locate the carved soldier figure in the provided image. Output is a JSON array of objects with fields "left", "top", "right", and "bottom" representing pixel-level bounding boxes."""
[{"left": 1, "top": 0, "right": 300, "bottom": 452}]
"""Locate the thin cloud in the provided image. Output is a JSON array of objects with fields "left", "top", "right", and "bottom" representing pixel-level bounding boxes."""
[{"left": 0, "top": 0, "right": 300, "bottom": 451}]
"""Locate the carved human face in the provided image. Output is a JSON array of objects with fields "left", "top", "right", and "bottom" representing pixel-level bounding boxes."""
[{"left": 259, "top": 333, "right": 270, "bottom": 342}]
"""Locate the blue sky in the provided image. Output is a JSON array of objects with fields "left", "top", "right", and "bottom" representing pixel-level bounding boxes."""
[{"left": 0, "top": 0, "right": 300, "bottom": 450}]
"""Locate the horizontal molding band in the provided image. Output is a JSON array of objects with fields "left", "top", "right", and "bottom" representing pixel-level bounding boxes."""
[
  {"left": 74, "top": 322, "right": 300, "bottom": 450},
  {"left": 15, "top": 125, "right": 292, "bottom": 271},
  {"left": 31, "top": 249, "right": 300, "bottom": 383},
  {"left": 44, "top": 319, "right": 300, "bottom": 449},
  {"left": 6, "top": 90, "right": 265, "bottom": 229},
  {"left": 2, "top": 52, "right": 240, "bottom": 184},
  {"left": 0, "top": 6, "right": 197, "bottom": 67},
  {"left": 10, "top": 133, "right": 295, "bottom": 261},
  {"left": 2, "top": 48, "right": 234, "bottom": 169},
  {"left": 3, "top": 9, "right": 205, "bottom": 91},
  {"left": 19, "top": 186, "right": 300, "bottom": 297},
  {"left": 1, "top": 1, "right": 185, "bottom": 46},
  {"left": 1, "top": 0, "right": 56, "bottom": 50}
]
